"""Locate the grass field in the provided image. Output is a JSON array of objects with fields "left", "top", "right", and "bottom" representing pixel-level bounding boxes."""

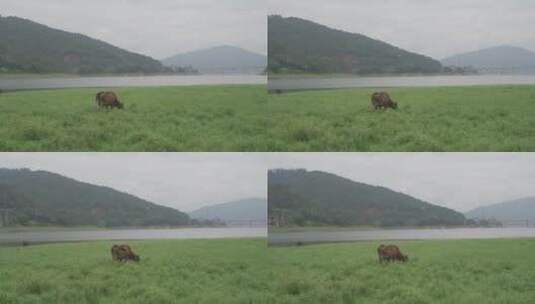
[
  {"left": 1, "top": 238, "right": 534, "bottom": 303},
  {"left": 268, "top": 85, "right": 535, "bottom": 151},
  {"left": 0, "top": 85, "right": 268, "bottom": 151},
  {"left": 1, "top": 84, "right": 534, "bottom": 151}
]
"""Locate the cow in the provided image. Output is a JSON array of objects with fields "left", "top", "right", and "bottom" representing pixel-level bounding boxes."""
[
  {"left": 111, "top": 244, "right": 140, "bottom": 262},
  {"left": 96, "top": 91, "right": 124, "bottom": 109},
  {"left": 371, "top": 92, "right": 398, "bottom": 110},
  {"left": 377, "top": 244, "right": 408, "bottom": 263}
]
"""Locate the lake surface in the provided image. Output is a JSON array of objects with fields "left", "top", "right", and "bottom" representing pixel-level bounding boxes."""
[
  {"left": 268, "top": 75, "right": 535, "bottom": 91},
  {"left": 0, "top": 74, "right": 266, "bottom": 90},
  {"left": 0, "top": 227, "right": 266, "bottom": 245},
  {"left": 269, "top": 227, "right": 535, "bottom": 245}
]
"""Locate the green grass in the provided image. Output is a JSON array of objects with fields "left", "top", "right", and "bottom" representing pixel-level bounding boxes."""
[
  {"left": 1, "top": 238, "right": 534, "bottom": 303},
  {"left": 267, "top": 85, "right": 535, "bottom": 151},
  {"left": 2, "top": 84, "right": 535, "bottom": 151},
  {"left": 0, "top": 85, "right": 269, "bottom": 151}
]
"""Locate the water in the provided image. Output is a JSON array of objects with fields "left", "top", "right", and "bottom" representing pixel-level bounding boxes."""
[
  {"left": 269, "top": 227, "right": 535, "bottom": 245},
  {"left": 0, "top": 74, "right": 266, "bottom": 90},
  {"left": 268, "top": 75, "right": 535, "bottom": 91},
  {"left": 0, "top": 227, "right": 267, "bottom": 245}
]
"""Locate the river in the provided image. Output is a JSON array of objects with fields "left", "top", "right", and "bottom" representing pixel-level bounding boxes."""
[
  {"left": 268, "top": 74, "right": 535, "bottom": 91},
  {"left": 0, "top": 227, "right": 267, "bottom": 245},
  {"left": 0, "top": 74, "right": 266, "bottom": 90},
  {"left": 269, "top": 227, "right": 535, "bottom": 245}
]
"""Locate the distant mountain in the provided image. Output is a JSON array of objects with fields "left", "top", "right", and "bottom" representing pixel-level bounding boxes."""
[
  {"left": 0, "top": 15, "right": 167, "bottom": 74},
  {"left": 268, "top": 15, "right": 442, "bottom": 75},
  {"left": 268, "top": 169, "right": 465, "bottom": 227},
  {"left": 189, "top": 198, "right": 266, "bottom": 223},
  {"left": 442, "top": 45, "right": 535, "bottom": 73},
  {"left": 0, "top": 168, "right": 190, "bottom": 227},
  {"left": 465, "top": 197, "right": 535, "bottom": 223},
  {"left": 161, "top": 45, "right": 267, "bottom": 74}
]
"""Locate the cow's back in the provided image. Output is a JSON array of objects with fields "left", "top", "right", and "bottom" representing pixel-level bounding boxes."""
[{"left": 371, "top": 92, "right": 391, "bottom": 107}]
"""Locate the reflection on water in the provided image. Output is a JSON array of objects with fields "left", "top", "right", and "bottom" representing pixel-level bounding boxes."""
[
  {"left": 269, "top": 227, "right": 535, "bottom": 245},
  {"left": 268, "top": 75, "right": 535, "bottom": 91},
  {"left": 0, "top": 227, "right": 267, "bottom": 245},
  {"left": 0, "top": 74, "right": 266, "bottom": 90}
]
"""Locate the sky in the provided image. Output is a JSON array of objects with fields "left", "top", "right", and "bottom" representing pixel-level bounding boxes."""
[
  {"left": 0, "top": 0, "right": 267, "bottom": 59},
  {"left": 265, "top": 153, "right": 535, "bottom": 213},
  {"left": 0, "top": 153, "right": 267, "bottom": 212},
  {"left": 268, "top": 0, "right": 535, "bottom": 59},
  {"left": 1, "top": 153, "right": 534, "bottom": 213}
]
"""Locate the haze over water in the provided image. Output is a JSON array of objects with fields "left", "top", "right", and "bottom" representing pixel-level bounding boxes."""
[
  {"left": 0, "top": 74, "right": 266, "bottom": 91},
  {"left": 268, "top": 75, "right": 535, "bottom": 91}
]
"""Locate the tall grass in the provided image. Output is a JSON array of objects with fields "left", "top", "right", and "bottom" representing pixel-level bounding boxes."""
[
  {"left": 1, "top": 85, "right": 534, "bottom": 151},
  {"left": 0, "top": 85, "right": 267, "bottom": 151},
  {"left": 267, "top": 85, "right": 535, "bottom": 151},
  {"left": 1, "top": 238, "right": 534, "bottom": 303}
]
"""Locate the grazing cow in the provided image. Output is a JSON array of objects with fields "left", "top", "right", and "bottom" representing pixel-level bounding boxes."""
[
  {"left": 371, "top": 92, "right": 398, "bottom": 110},
  {"left": 96, "top": 91, "right": 124, "bottom": 109},
  {"left": 377, "top": 244, "right": 408, "bottom": 263},
  {"left": 111, "top": 244, "right": 140, "bottom": 262}
]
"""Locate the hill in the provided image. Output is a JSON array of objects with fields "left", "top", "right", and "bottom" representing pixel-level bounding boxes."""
[
  {"left": 465, "top": 197, "right": 535, "bottom": 223},
  {"left": 0, "top": 168, "right": 189, "bottom": 227},
  {"left": 442, "top": 45, "right": 535, "bottom": 73},
  {"left": 268, "top": 169, "right": 465, "bottom": 227},
  {"left": 268, "top": 15, "right": 442, "bottom": 75},
  {"left": 0, "top": 15, "right": 167, "bottom": 74},
  {"left": 188, "top": 198, "right": 266, "bottom": 223},
  {"left": 161, "top": 45, "right": 266, "bottom": 74}
]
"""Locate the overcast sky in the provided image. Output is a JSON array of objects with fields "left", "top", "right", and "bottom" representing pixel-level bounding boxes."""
[
  {"left": 0, "top": 153, "right": 267, "bottom": 212},
  {"left": 269, "top": 0, "right": 535, "bottom": 59},
  {"left": 0, "top": 0, "right": 266, "bottom": 59},
  {"left": 1, "top": 153, "right": 534, "bottom": 213},
  {"left": 265, "top": 153, "right": 535, "bottom": 213}
]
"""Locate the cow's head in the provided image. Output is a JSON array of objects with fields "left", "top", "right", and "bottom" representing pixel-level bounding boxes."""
[{"left": 391, "top": 102, "right": 398, "bottom": 109}]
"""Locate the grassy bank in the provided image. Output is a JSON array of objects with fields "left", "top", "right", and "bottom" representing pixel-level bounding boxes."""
[
  {"left": 1, "top": 238, "right": 534, "bottom": 303},
  {"left": 267, "top": 85, "right": 535, "bottom": 151},
  {"left": 0, "top": 85, "right": 267, "bottom": 151}
]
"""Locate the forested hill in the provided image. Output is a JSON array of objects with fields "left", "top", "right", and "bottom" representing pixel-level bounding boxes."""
[
  {"left": 0, "top": 15, "right": 166, "bottom": 74},
  {"left": 268, "top": 169, "right": 465, "bottom": 227},
  {"left": 268, "top": 15, "right": 442, "bottom": 75},
  {"left": 0, "top": 168, "right": 190, "bottom": 227}
]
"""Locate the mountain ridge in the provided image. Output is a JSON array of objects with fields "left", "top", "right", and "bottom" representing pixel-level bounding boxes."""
[
  {"left": 465, "top": 197, "right": 535, "bottom": 223},
  {"left": 268, "top": 169, "right": 465, "bottom": 227},
  {"left": 0, "top": 15, "right": 167, "bottom": 74},
  {"left": 268, "top": 15, "right": 442, "bottom": 75},
  {"left": 441, "top": 45, "right": 535, "bottom": 73},
  {"left": 0, "top": 168, "right": 190, "bottom": 227},
  {"left": 188, "top": 197, "right": 266, "bottom": 223},
  {"left": 161, "top": 45, "right": 266, "bottom": 74}
]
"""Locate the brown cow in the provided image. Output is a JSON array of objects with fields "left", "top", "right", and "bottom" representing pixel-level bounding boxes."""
[
  {"left": 96, "top": 91, "right": 124, "bottom": 109},
  {"left": 377, "top": 244, "right": 408, "bottom": 263},
  {"left": 371, "top": 92, "right": 398, "bottom": 110},
  {"left": 111, "top": 244, "right": 140, "bottom": 262}
]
